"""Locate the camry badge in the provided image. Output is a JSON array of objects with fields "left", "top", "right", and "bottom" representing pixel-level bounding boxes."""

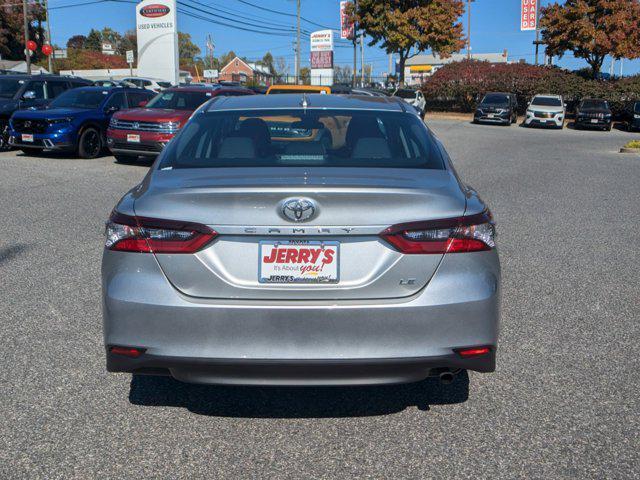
[{"left": 281, "top": 198, "right": 317, "bottom": 222}]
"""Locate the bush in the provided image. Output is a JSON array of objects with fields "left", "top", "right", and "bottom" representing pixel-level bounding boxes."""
[
  {"left": 55, "top": 49, "right": 128, "bottom": 71},
  {"left": 420, "top": 60, "right": 640, "bottom": 115},
  {"left": 624, "top": 140, "right": 640, "bottom": 149}
]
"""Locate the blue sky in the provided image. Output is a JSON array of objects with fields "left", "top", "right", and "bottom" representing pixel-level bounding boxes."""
[{"left": 47, "top": 0, "right": 639, "bottom": 76}]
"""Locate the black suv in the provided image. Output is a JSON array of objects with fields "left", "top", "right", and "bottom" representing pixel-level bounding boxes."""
[
  {"left": 620, "top": 101, "right": 640, "bottom": 132},
  {"left": 574, "top": 98, "right": 612, "bottom": 131},
  {"left": 473, "top": 92, "right": 518, "bottom": 126},
  {"left": 0, "top": 74, "right": 92, "bottom": 148}
]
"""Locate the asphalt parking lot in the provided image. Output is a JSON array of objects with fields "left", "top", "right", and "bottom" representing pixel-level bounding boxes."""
[{"left": 1, "top": 119, "right": 639, "bottom": 479}]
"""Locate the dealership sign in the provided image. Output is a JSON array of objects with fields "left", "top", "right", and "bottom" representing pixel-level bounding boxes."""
[
  {"left": 520, "top": 0, "right": 538, "bottom": 31},
  {"left": 310, "top": 30, "right": 334, "bottom": 86},
  {"left": 139, "top": 3, "right": 170, "bottom": 17},
  {"left": 340, "top": 1, "right": 354, "bottom": 40},
  {"left": 136, "top": 0, "right": 179, "bottom": 84}
]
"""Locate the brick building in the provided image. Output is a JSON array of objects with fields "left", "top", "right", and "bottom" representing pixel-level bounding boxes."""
[{"left": 218, "top": 57, "right": 273, "bottom": 85}]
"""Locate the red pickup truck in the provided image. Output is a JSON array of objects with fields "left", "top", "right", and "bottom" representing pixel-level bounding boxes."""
[{"left": 106, "top": 85, "right": 254, "bottom": 162}]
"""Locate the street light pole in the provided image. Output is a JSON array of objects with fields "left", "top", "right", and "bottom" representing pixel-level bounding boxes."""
[
  {"left": 360, "top": 31, "right": 364, "bottom": 86},
  {"left": 22, "top": 0, "right": 31, "bottom": 74}
]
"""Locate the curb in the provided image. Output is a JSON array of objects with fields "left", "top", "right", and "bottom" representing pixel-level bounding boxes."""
[{"left": 619, "top": 147, "right": 640, "bottom": 154}]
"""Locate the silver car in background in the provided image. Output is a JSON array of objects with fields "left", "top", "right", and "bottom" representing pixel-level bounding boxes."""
[
  {"left": 102, "top": 94, "right": 500, "bottom": 386},
  {"left": 524, "top": 94, "right": 566, "bottom": 129}
]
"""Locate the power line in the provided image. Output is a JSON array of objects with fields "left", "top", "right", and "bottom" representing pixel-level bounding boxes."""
[
  {"left": 181, "top": 0, "right": 311, "bottom": 33},
  {"left": 178, "top": 0, "right": 299, "bottom": 33},
  {"left": 232, "top": 0, "right": 339, "bottom": 31}
]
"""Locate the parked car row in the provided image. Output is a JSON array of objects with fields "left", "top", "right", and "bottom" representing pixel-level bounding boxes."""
[
  {"left": 473, "top": 91, "right": 640, "bottom": 132},
  {"left": 3, "top": 72, "right": 255, "bottom": 159}
]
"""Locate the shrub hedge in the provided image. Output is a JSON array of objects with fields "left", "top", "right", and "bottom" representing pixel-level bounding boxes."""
[{"left": 420, "top": 60, "right": 640, "bottom": 115}]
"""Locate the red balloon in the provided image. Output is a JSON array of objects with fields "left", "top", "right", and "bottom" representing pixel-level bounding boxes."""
[
  {"left": 26, "top": 40, "right": 37, "bottom": 51},
  {"left": 42, "top": 44, "right": 53, "bottom": 56}
]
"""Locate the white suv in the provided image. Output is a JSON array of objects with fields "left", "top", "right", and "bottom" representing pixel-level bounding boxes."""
[
  {"left": 121, "top": 77, "right": 173, "bottom": 93},
  {"left": 524, "top": 94, "right": 566, "bottom": 129}
]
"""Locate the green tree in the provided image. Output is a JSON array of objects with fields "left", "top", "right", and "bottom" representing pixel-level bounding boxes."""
[
  {"left": 348, "top": 0, "right": 465, "bottom": 85},
  {"left": 118, "top": 30, "right": 137, "bottom": 57},
  {"left": 218, "top": 50, "right": 238, "bottom": 69},
  {"left": 84, "top": 29, "right": 102, "bottom": 52},
  {"left": 300, "top": 66, "right": 311, "bottom": 84},
  {"left": 66, "top": 35, "right": 87, "bottom": 50},
  {"left": 178, "top": 32, "right": 201, "bottom": 64},
  {"left": 541, "top": 0, "right": 640, "bottom": 79},
  {"left": 260, "top": 52, "right": 276, "bottom": 75}
]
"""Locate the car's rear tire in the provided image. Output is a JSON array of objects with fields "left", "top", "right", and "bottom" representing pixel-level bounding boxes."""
[
  {"left": 78, "top": 127, "right": 103, "bottom": 159},
  {"left": 114, "top": 154, "right": 138, "bottom": 164}
]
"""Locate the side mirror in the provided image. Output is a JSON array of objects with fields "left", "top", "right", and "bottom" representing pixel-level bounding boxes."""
[
  {"left": 138, "top": 100, "right": 148, "bottom": 107},
  {"left": 22, "top": 90, "right": 36, "bottom": 100}
]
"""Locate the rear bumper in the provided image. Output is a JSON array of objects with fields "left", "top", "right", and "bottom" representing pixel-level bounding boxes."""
[
  {"left": 102, "top": 249, "right": 501, "bottom": 385},
  {"left": 106, "top": 350, "right": 495, "bottom": 386}
]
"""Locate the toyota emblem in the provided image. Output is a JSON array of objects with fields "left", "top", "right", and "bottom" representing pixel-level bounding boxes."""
[{"left": 281, "top": 198, "right": 317, "bottom": 222}]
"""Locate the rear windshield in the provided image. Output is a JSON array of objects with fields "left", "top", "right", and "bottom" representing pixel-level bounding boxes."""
[
  {"left": 531, "top": 96, "right": 562, "bottom": 107},
  {"left": 145, "top": 91, "right": 213, "bottom": 110},
  {"left": 580, "top": 99, "right": 608, "bottom": 109},
  {"left": 268, "top": 88, "right": 328, "bottom": 94},
  {"left": 49, "top": 89, "right": 108, "bottom": 108},
  {"left": 481, "top": 94, "right": 509, "bottom": 105},
  {"left": 0, "top": 79, "right": 22, "bottom": 98},
  {"left": 159, "top": 109, "right": 444, "bottom": 170}
]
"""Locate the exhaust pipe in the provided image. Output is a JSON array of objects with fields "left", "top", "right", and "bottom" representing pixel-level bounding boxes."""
[{"left": 439, "top": 372, "right": 455, "bottom": 385}]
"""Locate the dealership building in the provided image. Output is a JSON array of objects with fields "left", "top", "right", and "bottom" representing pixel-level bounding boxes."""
[{"left": 403, "top": 52, "right": 509, "bottom": 86}]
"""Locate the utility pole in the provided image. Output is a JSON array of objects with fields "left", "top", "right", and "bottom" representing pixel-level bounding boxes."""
[
  {"left": 44, "top": 0, "right": 53, "bottom": 73},
  {"left": 293, "top": 41, "right": 298, "bottom": 84},
  {"left": 466, "top": 0, "right": 472, "bottom": 60},
  {"left": 22, "top": 0, "right": 31, "bottom": 74},
  {"left": 352, "top": 0, "right": 358, "bottom": 87},
  {"left": 534, "top": 0, "right": 541, "bottom": 65},
  {"left": 295, "top": 0, "right": 301, "bottom": 84},
  {"left": 360, "top": 31, "right": 364, "bottom": 86}
]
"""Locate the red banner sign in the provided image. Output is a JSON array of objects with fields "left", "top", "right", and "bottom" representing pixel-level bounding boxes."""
[
  {"left": 521, "top": 0, "right": 538, "bottom": 31},
  {"left": 340, "top": 1, "right": 355, "bottom": 40}
]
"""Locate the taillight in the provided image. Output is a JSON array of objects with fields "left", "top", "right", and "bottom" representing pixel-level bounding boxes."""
[
  {"left": 105, "top": 211, "right": 217, "bottom": 253},
  {"left": 380, "top": 211, "right": 495, "bottom": 254},
  {"left": 110, "top": 346, "right": 145, "bottom": 358},
  {"left": 455, "top": 346, "right": 491, "bottom": 358}
]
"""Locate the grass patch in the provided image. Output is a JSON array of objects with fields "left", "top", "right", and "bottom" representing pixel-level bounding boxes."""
[{"left": 624, "top": 140, "right": 640, "bottom": 149}]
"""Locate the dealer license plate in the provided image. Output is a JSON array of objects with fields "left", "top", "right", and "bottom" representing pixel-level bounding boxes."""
[
  {"left": 591, "top": 119, "right": 599, "bottom": 124},
  {"left": 22, "top": 134, "right": 34, "bottom": 142},
  {"left": 259, "top": 240, "right": 339, "bottom": 284},
  {"left": 127, "top": 134, "right": 140, "bottom": 143}
]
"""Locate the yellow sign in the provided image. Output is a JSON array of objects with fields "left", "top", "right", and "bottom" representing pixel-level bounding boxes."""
[{"left": 409, "top": 65, "right": 433, "bottom": 73}]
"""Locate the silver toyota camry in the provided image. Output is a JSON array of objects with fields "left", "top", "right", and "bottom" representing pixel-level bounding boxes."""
[{"left": 102, "top": 94, "right": 500, "bottom": 386}]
